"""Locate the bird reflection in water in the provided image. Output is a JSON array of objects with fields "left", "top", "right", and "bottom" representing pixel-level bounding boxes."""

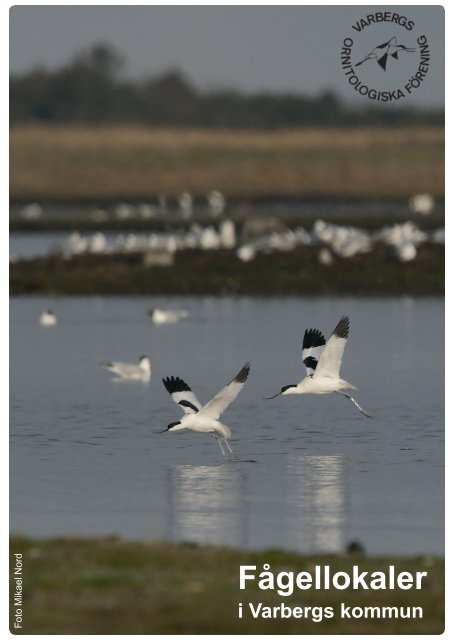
[
  {"left": 286, "top": 455, "right": 347, "bottom": 553},
  {"left": 166, "top": 464, "right": 248, "bottom": 548}
]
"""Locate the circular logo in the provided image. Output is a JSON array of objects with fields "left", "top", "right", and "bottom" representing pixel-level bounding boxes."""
[{"left": 340, "top": 11, "right": 430, "bottom": 102}]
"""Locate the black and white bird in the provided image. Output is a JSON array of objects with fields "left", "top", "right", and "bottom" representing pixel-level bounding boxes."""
[
  {"left": 160, "top": 363, "right": 251, "bottom": 460},
  {"left": 264, "top": 316, "right": 371, "bottom": 417},
  {"left": 103, "top": 356, "right": 151, "bottom": 382}
]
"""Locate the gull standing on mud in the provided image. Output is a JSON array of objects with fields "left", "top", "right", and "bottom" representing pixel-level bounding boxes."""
[
  {"left": 264, "top": 316, "right": 371, "bottom": 417},
  {"left": 103, "top": 356, "right": 151, "bottom": 382},
  {"left": 160, "top": 363, "right": 251, "bottom": 461}
]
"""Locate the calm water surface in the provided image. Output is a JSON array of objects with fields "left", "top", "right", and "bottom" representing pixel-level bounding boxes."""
[{"left": 10, "top": 296, "right": 444, "bottom": 555}]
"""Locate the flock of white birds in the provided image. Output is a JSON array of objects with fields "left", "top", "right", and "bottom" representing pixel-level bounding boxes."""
[
  {"left": 19, "top": 191, "right": 442, "bottom": 265},
  {"left": 55, "top": 216, "right": 444, "bottom": 265}
]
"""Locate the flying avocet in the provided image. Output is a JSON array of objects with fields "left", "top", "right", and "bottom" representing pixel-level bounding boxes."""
[
  {"left": 39, "top": 310, "right": 57, "bottom": 326},
  {"left": 160, "top": 363, "right": 251, "bottom": 460},
  {"left": 264, "top": 316, "right": 371, "bottom": 417},
  {"left": 103, "top": 356, "right": 151, "bottom": 382}
]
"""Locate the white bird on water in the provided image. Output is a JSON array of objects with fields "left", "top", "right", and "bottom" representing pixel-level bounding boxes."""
[
  {"left": 39, "top": 310, "right": 57, "bottom": 326},
  {"left": 103, "top": 356, "right": 151, "bottom": 382},
  {"left": 148, "top": 308, "right": 189, "bottom": 325},
  {"left": 160, "top": 363, "right": 251, "bottom": 461},
  {"left": 264, "top": 316, "right": 371, "bottom": 417}
]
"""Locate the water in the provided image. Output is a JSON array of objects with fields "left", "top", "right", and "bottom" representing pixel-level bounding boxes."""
[
  {"left": 10, "top": 232, "right": 119, "bottom": 260},
  {"left": 12, "top": 199, "right": 438, "bottom": 222},
  {"left": 10, "top": 296, "right": 444, "bottom": 556}
]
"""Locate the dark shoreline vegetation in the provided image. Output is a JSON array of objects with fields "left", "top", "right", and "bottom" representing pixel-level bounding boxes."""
[
  {"left": 10, "top": 243, "right": 444, "bottom": 297},
  {"left": 9, "top": 536, "right": 444, "bottom": 634},
  {"left": 10, "top": 44, "right": 444, "bottom": 128}
]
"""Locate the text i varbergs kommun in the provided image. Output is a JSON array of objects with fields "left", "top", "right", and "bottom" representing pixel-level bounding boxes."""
[{"left": 238, "top": 564, "right": 427, "bottom": 621}]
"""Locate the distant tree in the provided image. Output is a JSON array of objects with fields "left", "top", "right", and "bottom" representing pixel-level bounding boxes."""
[
  {"left": 9, "top": 43, "right": 444, "bottom": 128},
  {"left": 140, "top": 69, "right": 199, "bottom": 125},
  {"left": 80, "top": 44, "right": 124, "bottom": 80}
]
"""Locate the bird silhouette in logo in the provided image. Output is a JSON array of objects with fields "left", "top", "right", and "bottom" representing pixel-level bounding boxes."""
[{"left": 356, "top": 36, "right": 416, "bottom": 71}]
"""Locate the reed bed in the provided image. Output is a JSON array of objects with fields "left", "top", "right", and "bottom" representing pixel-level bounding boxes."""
[{"left": 10, "top": 125, "right": 444, "bottom": 201}]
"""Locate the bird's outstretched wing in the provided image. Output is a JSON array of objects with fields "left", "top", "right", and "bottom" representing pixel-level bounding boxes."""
[
  {"left": 313, "top": 316, "right": 349, "bottom": 378},
  {"left": 199, "top": 363, "right": 250, "bottom": 420},
  {"left": 302, "top": 328, "right": 326, "bottom": 376},
  {"left": 162, "top": 376, "right": 202, "bottom": 414}
]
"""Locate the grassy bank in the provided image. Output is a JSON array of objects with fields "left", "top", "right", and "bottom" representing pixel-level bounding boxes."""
[
  {"left": 9, "top": 536, "right": 444, "bottom": 634},
  {"left": 10, "top": 244, "right": 444, "bottom": 296},
  {"left": 10, "top": 125, "right": 444, "bottom": 201}
]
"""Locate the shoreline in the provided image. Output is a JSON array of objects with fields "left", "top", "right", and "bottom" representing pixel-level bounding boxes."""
[
  {"left": 10, "top": 209, "right": 445, "bottom": 234},
  {"left": 9, "top": 535, "right": 444, "bottom": 634},
  {"left": 10, "top": 245, "right": 444, "bottom": 297}
]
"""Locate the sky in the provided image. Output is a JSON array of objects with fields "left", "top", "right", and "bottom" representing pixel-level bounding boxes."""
[{"left": 9, "top": 5, "right": 444, "bottom": 108}]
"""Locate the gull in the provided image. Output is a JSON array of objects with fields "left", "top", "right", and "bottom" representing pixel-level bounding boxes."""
[
  {"left": 39, "top": 310, "right": 57, "bottom": 326},
  {"left": 103, "top": 356, "right": 151, "bottom": 382},
  {"left": 148, "top": 308, "right": 189, "bottom": 325},
  {"left": 138, "top": 203, "right": 157, "bottom": 219},
  {"left": 178, "top": 192, "right": 193, "bottom": 219},
  {"left": 200, "top": 227, "right": 222, "bottom": 250},
  {"left": 264, "top": 317, "right": 371, "bottom": 417},
  {"left": 64, "top": 231, "right": 88, "bottom": 257},
  {"left": 207, "top": 190, "right": 226, "bottom": 217},
  {"left": 219, "top": 219, "right": 236, "bottom": 249},
  {"left": 408, "top": 193, "right": 434, "bottom": 216},
  {"left": 375, "top": 221, "right": 427, "bottom": 262},
  {"left": 20, "top": 203, "right": 42, "bottom": 220},
  {"left": 313, "top": 220, "right": 372, "bottom": 258},
  {"left": 87, "top": 232, "right": 107, "bottom": 254},
  {"left": 160, "top": 363, "right": 251, "bottom": 461},
  {"left": 114, "top": 203, "right": 135, "bottom": 220}
]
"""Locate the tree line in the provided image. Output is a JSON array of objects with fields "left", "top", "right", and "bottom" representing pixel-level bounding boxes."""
[{"left": 10, "top": 44, "right": 444, "bottom": 128}]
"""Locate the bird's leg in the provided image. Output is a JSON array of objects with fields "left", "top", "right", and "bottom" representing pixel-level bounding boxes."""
[
  {"left": 215, "top": 435, "right": 228, "bottom": 460},
  {"left": 335, "top": 391, "right": 372, "bottom": 418},
  {"left": 224, "top": 438, "right": 240, "bottom": 462}
]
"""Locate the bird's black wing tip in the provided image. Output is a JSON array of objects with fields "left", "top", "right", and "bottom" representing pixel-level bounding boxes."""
[
  {"left": 162, "top": 376, "right": 191, "bottom": 393},
  {"left": 302, "top": 327, "right": 326, "bottom": 349},
  {"left": 334, "top": 316, "right": 350, "bottom": 339},
  {"left": 234, "top": 362, "right": 251, "bottom": 384}
]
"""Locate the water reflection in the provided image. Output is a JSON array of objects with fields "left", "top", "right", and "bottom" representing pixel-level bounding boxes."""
[
  {"left": 285, "top": 455, "right": 347, "bottom": 553},
  {"left": 166, "top": 456, "right": 347, "bottom": 554},
  {"left": 166, "top": 464, "right": 248, "bottom": 547}
]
